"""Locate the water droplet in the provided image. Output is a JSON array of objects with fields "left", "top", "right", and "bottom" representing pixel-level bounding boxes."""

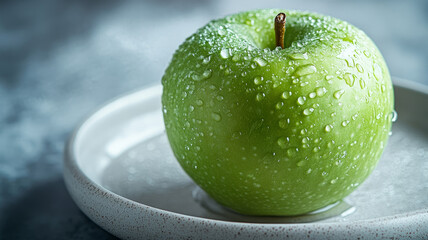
[
  {"left": 309, "top": 92, "right": 316, "bottom": 98},
  {"left": 279, "top": 119, "right": 290, "bottom": 129},
  {"left": 344, "top": 73, "right": 355, "bottom": 87},
  {"left": 356, "top": 63, "right": 364, "bottom": 73},
  {"left": 296, "top": 161, "right": 305, "bottom": 167},
  {"left": 333, "top": 90, "right": 345, "bottom": 99},
  {"left": 289, "top": 52, "right": 308, "bottom": 60},
  {"left": 381, "top": 84, "right": 386, "bottom": 93},
  {"left": 220, "top": 49, "right": 230, "bottom": 59},
  {"left": 196, "top": 99, "right": 204, "bottom": 106},
  {"left": 202, "top": 56, "right": 211, "bottom": 64},
  {"left": 297, "top": 96, "right": 306, "bottom": 105},
  {"left": 211, "top": 112, "right": 221, "bottom": 121},
  {"left": 232, "top": 54, "right": 240, "bottom": 62},
  {"left": 359, "top": 78, "right": 366, "bottom": 89},
  {"left": 281, "top": 91, "right": 292, "bottom": 99},
  {"left": 202, "top": 69, "right": 212, "bottom": 79},
  {"left": 303, "top": 108, "right": 314, "bottom": 115},
  {"left": 363, "top": 50, "right": 371, "bottom": 57},
  {"left": 254, "top": 76, "right": 263, "bottom": 85},
  {"left": 295, "top": 65, "right": 317, "bottom": 77},
  {"left": 325, "top": 125, "right": 333, "bottom": 132},
  {"left": 276, "top": 102, "right": 284, "bottom": 109},
  {"left": 254, "top": 57, "right": 267, "bottom": 67},
  {"left": 373, "top": 63, "right": 383, "bottom": 81},
  {"left": 390, "top": 110, "right": 398, "bottom": 122},
  {"left": 325, "top": 75, "right": 334, "bottom": 80},
  {"left": 330, "top": 178, "right": 337, "bottom": 184},
  {"left": 189, "top": 105, "right": 195, "bottom": 112},
  {"left": 316, "top": 87, "right": 327, "bottom": 97},
  {"left": 313, "top": 147, "right": 320, "bottom": 152},
  {"left": 277, "top": 137, "right": 288, "bottom": 149},
  {"left": 216, "top": 95, "right": 224, "bottom": 101},
  {"left": 217, "top": 27, "right": 226, "bottom": 36},
  {"left": 345, "top": 58, "right": 354, "bottom": 67},
  {"left": 256, "top": 93, "right": 265, "bottom": 101},
  {"left": 341, "top": 120, "right": 350, "bottom": 127},
  {"left": 307, "top": 168, "right": 312, "bottom": 174},
  {"left": 287, "top": 148, "right": 295, "bottom": 156}
]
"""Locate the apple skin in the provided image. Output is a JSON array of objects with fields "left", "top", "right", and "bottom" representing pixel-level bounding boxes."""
[{"left": 162, "top": 9, "right": 394, "bottom": 216}]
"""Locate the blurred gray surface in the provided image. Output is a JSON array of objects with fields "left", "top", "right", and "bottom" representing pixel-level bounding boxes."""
[{"left": 0, "top": 0, "right": 427, "bottom": 239}]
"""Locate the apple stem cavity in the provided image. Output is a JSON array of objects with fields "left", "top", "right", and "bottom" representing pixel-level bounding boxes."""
[{"left": 275, "top": 13, "right": 286, "bottom": 49}]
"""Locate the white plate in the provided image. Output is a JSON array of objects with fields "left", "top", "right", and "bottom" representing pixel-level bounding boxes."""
[{"left": 64, "top": 78, "right": 428, "bottom": 239}]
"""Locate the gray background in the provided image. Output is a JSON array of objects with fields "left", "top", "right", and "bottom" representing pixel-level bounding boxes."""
[{"left": 0, "top": 0, "right": 427, "bottom": 239}]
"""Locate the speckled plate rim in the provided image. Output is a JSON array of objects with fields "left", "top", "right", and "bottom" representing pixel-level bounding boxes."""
[{"left": 64, "top": 78, "right": 428, "bottom": 239}]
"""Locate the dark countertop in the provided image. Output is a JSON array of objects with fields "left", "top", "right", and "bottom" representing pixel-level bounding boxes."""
[{"left": 1, "top": 0, "right": 427, "bottom": 239}]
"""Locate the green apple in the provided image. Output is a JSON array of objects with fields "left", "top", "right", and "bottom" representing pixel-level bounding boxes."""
[{"left": 162, "top": 9, "right": 394, "bottom": 216}]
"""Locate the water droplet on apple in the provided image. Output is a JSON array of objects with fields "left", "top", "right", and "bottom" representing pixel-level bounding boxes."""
[
  {"left": 216, "top": 95, "right": 224, "bottom": 101},
  {"left": 286, "top": 148, "right": 294, "bottom": 156},
  {"left": 344, "top": 73, "right": 355, "bottom": 87},
  {"left": 345, "top": 58, "right": 354, "bottom": 67},
  {"left": 220, "top": 49, "right": 230, "bottom": 59},
  {"left": 309, "top": 92, "right": 316, "bottom": 98},
  {"left": 297, "top": 96, "right": 306, "bottom": 105},
  {"left": 278, "top": 119, "right": 290, "bottom": 129},
  {"left": 333, "top": 90, "right": 345, "bottom": 99},
  {"left": 330, "top": 178, "right": 338, "bottom": 184},
  {"left": 295, "top": 64, "right": 317, "bottom": 77},
  {"left": 277, "top": 137, "right": 288, "bottom": 149},
  {"left": 373, "top": 63, "right": 383, "bottom": 81},
  {"left": 359, "top": 78, "right": 366, "bottom": 89},
  {"left": 296, "top": 161, "right": 305, "bottom": 167},
  {"left": 307, "top": 168, "right": 312, "bottom": 174},
  {"left": 356, "top": 63, "right": 364, "bottom": 73},
  {"left": 325, "top": 75, "right": 334, "bottom": 81},
  {"left": 275, "top": 102, "right": 284, "bottom": 110},
  {"left": 232, "top": 54, "right": 240, "bottom": 62},
  {"left": 313, "top": 147, "right": 320, "bottom": 152},
  {"left": 217, "top": 27, "right": 226, "bottom": 36},
  {"left": 341, "top": 120, "right": 350, "bottom": 127},
  {"left": 363, "top": 50, "right": 371, "bottom": 57},
  {"left": 324, "top": 125, "right": 332, "bottom": 132},
  {"left": 381, "top": 84, "right": 386, "bottom": 93},
  {"left": 315, "top": 87, "right": 327, "bottom": 97},
  {"left": 254, "top": 76, "right": 263, "bottom": 85},
  {"left": 202, "top": 56, "right": 211, "bottom": 64},
  {"left": 202, "top": 69, "right": 212, "bottom": 80},
  {"left": 196, "top": 99, "right": 204, "bottom": 106},
  {"left": 254, "top": 57, "right": 267, "bottom": 67},
  {"left": 303, "top": 108, "right": 314, "bottom": 115},
  {"left": 211, "top": 112, "right": 221, "bottom": 121},
  {"left": 289, "top": 52, "right": 308, "bottom": 60},
  {"left": 281, "top": 91, "right": 292, "bottom": 99},
  {"left": 389, "top": 110, "right": 398, "bottom": 122},
  {"left": 256, "top": 93, "right": 265, "bottom": 101},
  {"left": 189, "top": 105, "right": 195, "bottom": 112}
]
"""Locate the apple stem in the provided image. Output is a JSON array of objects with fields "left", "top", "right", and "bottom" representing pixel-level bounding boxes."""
[{"left": 275, "top": 13, "right": 286, "bottom": 49}]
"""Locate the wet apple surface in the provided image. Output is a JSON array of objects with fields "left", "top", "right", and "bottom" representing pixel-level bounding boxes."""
[{"left": 162, "top": 9, "right": 394, "bottom": 216}]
